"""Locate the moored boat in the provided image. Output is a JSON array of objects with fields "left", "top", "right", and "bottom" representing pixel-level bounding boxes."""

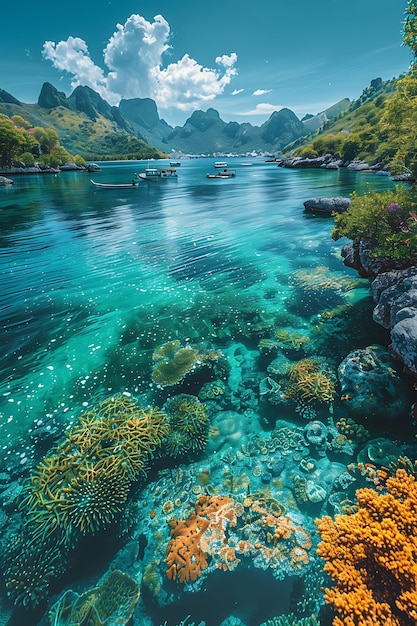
[
  {"left": 90, "top": 175, "right": 140, "bottom": 189},
  {"left": 138, "top": 167, "right": 178, "bottom": 181},
  {"left": 207, "top": 169, "right": 236, "bottom": 179},
  {"left": 214, "top": 161, "right": 228, "bottom": 168}
]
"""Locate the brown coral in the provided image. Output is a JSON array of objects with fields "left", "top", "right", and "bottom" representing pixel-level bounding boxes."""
[{"left": 315, "top": 468, "right": 417, "bottom": 625}]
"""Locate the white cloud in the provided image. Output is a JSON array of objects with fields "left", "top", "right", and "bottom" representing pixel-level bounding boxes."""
[
  {"left": 231, "top": 88, "right": 244, "bottom": 95},
  {"left": 237, "top": 103, "right": 284, "bottom": 116},
  {"left": 42, "top": 14, "right": 238, "bottom": 111},
  {"left": 253, "top": 89, "right": 271, "bottom": 96}
]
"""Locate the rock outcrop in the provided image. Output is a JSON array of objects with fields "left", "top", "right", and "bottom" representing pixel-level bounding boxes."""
[
  {"left": 303, "top": 196, "right": 351, "bottom": 215},
  {"left": 371, "top": 267, "right": 417, "bottom": 374}
]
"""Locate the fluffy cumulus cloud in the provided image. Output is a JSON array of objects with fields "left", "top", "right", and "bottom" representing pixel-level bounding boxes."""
[{"left": 42, "top": 13, "right": 237, "bottom": 111}]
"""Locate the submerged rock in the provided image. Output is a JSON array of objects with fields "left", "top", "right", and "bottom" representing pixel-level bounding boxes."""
[{"left": 338, "top": 344, "right": 411, "bottom": 423}]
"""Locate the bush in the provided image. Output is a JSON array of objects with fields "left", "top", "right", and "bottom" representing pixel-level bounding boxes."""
[{"left": 332, "top": 186, "right": 417, "bottom": 263}]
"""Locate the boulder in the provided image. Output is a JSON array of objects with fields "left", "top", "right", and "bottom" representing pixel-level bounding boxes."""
[
  {"left": 371, "top": 267, "right": 417, "bottom": 373},
  {"left": 347, "top": 160, "right": 372, "bottom": 171},
  {"left": 338, "top": 345, "right": 411, "bottom": 423},
  {"left": 0, "top": 176, "right": 13, "bottom": 186},
  {"left": 303, "top": 196, "right": 351, "bottom": 215}
]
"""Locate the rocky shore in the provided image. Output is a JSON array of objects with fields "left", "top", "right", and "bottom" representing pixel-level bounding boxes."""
[
  {"left": 0, "top": 162, "right": 100, "bottom": 178},
  {"left": 339, "top": 236, "right": 417, "bottom": 377}
]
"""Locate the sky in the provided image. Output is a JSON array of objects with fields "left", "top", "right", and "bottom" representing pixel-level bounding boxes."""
[{"left": 0, "top": 1, "right": 412, "bottom": 127}]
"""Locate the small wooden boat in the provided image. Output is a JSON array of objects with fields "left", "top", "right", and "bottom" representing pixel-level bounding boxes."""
[{"left": 90, "top": 179, "right": 139, "bottom": 189}]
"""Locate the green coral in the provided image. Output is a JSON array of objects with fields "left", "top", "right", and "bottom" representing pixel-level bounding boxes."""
[
  {"left": 48, "top": 569, "right": 140, "bottom": 625},
  {"left": 151, "top": 340, "right": 200, "bottom": 386},
  {"left": 163, "top": 393, "right": 209, "bottom": 458}
]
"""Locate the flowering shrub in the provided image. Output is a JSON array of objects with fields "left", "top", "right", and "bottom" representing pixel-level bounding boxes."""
[{"left": 332, "top": 186, "right": 417, "bottom": 263}]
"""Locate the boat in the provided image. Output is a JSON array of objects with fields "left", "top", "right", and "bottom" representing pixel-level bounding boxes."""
[
  {"left": 170, "top": 161, "right": 181, "bottom": 166},
  {"left": 90, "top": 176, "right": 139, "bottom": 189},
  {"left": 138, "top": 167, "right": 178, "bottom": 181},
  {"left": 207, "top": 169, "right": 236, "bottom": 179},
  {"left": 214, "top": 161, "right": 228, "bottom": 168}
]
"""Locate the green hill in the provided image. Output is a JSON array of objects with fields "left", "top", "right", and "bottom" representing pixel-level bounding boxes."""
[
  {"left": 0, "top": 84, "right": 167, "bottom": 161},
  {"left": 283, "top": 77, "right": 399, "bottom": 165}
]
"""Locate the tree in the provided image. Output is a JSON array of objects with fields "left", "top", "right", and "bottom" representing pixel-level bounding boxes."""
[
  {"left": 0, "top": 115, "right": 29, "bottom": 167},
  {"left": 404, "top": 0, "right": 417, "bottom": 60}
]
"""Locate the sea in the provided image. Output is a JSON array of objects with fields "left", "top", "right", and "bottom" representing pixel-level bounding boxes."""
[{"left": 0, "top": 157, "right": 414, "bottom": 625}]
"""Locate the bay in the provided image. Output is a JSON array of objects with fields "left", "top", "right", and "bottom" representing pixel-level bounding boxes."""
[{"left": 0, "top": 158, "right": 396, "bottom": 459}]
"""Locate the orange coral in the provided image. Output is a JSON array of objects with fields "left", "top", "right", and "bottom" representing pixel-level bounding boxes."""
[
  {"left": 315, "top": 468, "right": 417, "bottom": 625},
  {"left": 166, "top": 513, "right": 210, "bottom": 583},
  {"left": 166, "top": 495, "right": 239, "bottom": 583}
]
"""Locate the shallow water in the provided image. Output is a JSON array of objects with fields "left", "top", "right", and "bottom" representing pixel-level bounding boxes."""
[
  {"left": 0, "top": 158, "right": 396, "bottom": 451},
  {"left": 0, "top": 158, "right": 408, "bottom": 624}
]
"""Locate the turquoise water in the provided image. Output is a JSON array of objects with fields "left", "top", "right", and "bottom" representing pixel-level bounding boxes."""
[
  {"left": 0, "top": 159, "right": 396, "bottom": 445},
  {"left": 0, "top": 158, "right": 411, "bottom": 624}
]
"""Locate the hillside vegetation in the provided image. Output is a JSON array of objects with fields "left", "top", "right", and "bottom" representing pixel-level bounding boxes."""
[
  {"left": 0, "top": 92, "right": 167, "bottom": 162},
  {"left": 284, "top": 77, "right": 400, "bottom": 167},
  {"left": 328, "top": 0, "right": 417, "bottom": 270}
]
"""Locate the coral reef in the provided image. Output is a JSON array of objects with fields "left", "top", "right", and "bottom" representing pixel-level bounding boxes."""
[
  {"left": 48, "top": 569, "right": 140, "bottom": 625},
  {"left": 162, "top": 393, "right": 209, "bottom": 459},
  {"left": 282, "top": 358, "right": 336, "bottom": 406},
  {"left": 315, "top": 468, "right": 417, "bottom": 625},
  {"left": 4, "top": 394, "right": 168, "bottom": 608},
  {"left": 165, "top": 493, "right": 313, "bottom": 586},
  {"left": 151, "top": 339, "right": 222, "bottom": 386}
]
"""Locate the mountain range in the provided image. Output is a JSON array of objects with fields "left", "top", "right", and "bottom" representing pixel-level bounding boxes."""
[{"left": 0, "top": 82, "right": 351, "bottom": 158}]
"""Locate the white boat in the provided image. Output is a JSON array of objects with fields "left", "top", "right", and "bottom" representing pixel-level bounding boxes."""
[
  {"left": 214, "top": 161, "right": 228, "bottom": 168},
  {"left": 138, "top": 167, "right": 178, "bottom": 181},
  {"left": 207, "top": 169, "right": 236, "bottom": 179},
  {"left": 90, "top": 176, "right": 139, "bottom": 189},
  {"left": 170, "top": 161, "right": 181, "bottom": 166}
]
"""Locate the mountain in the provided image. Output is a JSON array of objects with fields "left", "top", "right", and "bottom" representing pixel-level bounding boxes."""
[
  {"left": 0, "top": 83, "right": 165, "bottom": 160},
  {"left": 0, "top": 81, "right": 351, "bottom": 158},
  {"left": 156, "top": 106, "right": 308, "bottom": 154},
  {"left": 119, "top": 97, "right": 173, "bottom": 148}
]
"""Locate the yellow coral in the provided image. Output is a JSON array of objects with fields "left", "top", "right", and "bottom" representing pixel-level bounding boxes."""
[
  {"left": 284, "top": 358, "right": 336, "bottom": 404},
  {"left": 315, "top": 469, "right": 417, "bottom": 625}
]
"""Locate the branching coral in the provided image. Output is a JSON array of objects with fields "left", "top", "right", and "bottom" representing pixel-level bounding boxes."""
[
  {"left": 283, "top": 358, "right": 336, "bottom": 404},
  {"left": 5, "top": 394, "right": 168, "bottom": 607},
  {"left": 315, "top": 468, "right": 417, "bottom": 625}
]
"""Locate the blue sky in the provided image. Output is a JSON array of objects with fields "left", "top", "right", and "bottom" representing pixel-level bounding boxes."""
[{"left": 1, "top": 0, "right": 411, "bottom": 127}]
